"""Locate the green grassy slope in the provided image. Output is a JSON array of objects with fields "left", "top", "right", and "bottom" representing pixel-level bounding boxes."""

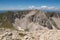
[{"left": 0, "top": 11, "right": 14, "bottom": 29}]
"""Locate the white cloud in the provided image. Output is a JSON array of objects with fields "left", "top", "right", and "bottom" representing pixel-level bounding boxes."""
[
  {"left": 40, "top": 6, "right": 60, "bottom": 10},
  {"left": 28, "top": 5, "right": 60, "bottom": 10},
  {"left": 28, "top": 5, "right": 36, "bottom": 9},
  {"left": 40, "top": 6, "right": 48, "bottom": 9},
  {"left": 0, "top": 5, "right": 60, "bottom": 10}
]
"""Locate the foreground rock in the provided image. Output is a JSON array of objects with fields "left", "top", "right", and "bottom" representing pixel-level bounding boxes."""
[{"left": 0, "top": 28, "right": 60, "bottom": 40}]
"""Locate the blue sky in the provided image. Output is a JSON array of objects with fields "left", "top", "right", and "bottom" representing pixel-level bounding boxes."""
[{"left": 0, "top": 0, "right": 60, "bottom": 10}]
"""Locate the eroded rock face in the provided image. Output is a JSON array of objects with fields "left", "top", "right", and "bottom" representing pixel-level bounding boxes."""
[{"left": 13, "top": 10, "right": 53, "bottom": 31}]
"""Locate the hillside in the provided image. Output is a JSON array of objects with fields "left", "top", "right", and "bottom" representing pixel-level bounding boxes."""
[
  {"left": 0, "top": 10, "right": 60, "bottom": 40},
  {"left": 0, "top": 10, "right": 60, "bottom": 30}
]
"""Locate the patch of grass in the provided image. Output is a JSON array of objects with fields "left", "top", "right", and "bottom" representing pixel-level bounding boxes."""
[
  {"left": 19, "top": 33, "right": 26, "bottom": 37},
  {"left": 0, "top": 11, "right": 15, "bottom": 29}
]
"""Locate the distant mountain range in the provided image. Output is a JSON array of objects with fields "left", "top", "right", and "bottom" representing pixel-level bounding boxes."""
[{"left": 0, "top": 10, "right": 60, "bottom": 13}]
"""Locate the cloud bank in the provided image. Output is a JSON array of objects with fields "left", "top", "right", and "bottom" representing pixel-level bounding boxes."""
[
  {"left": 0, "top": 5, "right": 60, "bottom": 10},
  {"left": 28, "top": 5, "right": 60, "bottom": 10}
]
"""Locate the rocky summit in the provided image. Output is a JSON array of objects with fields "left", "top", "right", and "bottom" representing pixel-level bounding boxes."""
[
  {"left": 12, "top": 10, "right": 60, "bottom": 30},
  {"left": 0, "top": 9, "right": 60, "bottom": 40}
]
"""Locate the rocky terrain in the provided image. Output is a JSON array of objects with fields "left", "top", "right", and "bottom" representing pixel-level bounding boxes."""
[
  {"left": 0, "top": 28, "right": 60, "bottom": 40},
  {"left": 13, "top": 10, "right": 60, "bottom": 30},
  {"left": 0, "top": 9, "right": 60, "bottom": 40}
]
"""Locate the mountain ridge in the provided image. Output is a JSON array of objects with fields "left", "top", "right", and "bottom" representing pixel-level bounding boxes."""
[{"left": 0, "top": 9, "right": 60, "bottom": 31}]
